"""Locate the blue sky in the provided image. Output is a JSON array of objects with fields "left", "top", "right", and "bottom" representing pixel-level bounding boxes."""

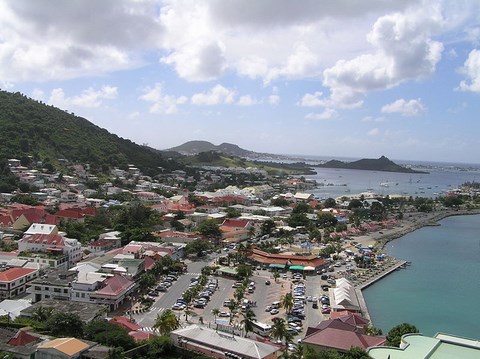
[{"left": 1, "top": 0, "right": 480, "bottom": 164}]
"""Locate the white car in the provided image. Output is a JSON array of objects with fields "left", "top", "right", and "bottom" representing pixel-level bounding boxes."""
[
  {"left": 270, "top": 308, "right": 280, "bottom": 315},
  {"left": 218, "top": 311, "right": 231, "bottom": 317}
]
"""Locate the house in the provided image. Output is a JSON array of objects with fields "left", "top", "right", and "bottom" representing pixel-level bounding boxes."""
[
  {"left": 171, "top": 324, "right": 281, "bottom": 359},
  {"left": 368, "top": 332, "right": 480, "bottom": 359},
  {"left": 18, "top": 233, "right": 82, "bottom": 268},
  {"left": 36, "top": 337, "right": 92, "bottom": 359},
  {"left": 89, "top": 274, "right": 137, "bottom": 311},
  {"left": 24, "top": 223, "right": 58, "bottom": 236},
  {"left": 302, "top": 326, "right": 385, "bottom": 354},
  {"left": 0, "top": 267, "right": 39, "bottom": 299},
  {"left": 87, "top": 238, "right": 120, "bottom": 253},
  {"left": 29, "top": 270, "right": 77, "bottom": 303},
  {"left": 0, "top": 299, "right": 31, "bottom": 320}
]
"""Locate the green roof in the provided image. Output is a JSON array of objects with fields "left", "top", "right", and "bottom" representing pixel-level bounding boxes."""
[
  {"left": 269, "top": 264, "right": 286, "bottom": 269},
  {"left": 289, "top": 265, "right": 305, "bottom": 270},
  {"left": 368, "top": 333, "right": 480, "bottom": 359},
  {"left": 216, "top": 266, "right": 238, "bottom": 275}
]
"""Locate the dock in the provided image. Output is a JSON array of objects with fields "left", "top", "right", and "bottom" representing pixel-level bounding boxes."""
[{"left": 354, "top": 260, "right": 408, "bottom": 322}]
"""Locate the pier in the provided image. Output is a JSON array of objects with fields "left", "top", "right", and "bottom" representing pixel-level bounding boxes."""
[{"left": 354, "top": 260, "right": 408, "bottom": 322}]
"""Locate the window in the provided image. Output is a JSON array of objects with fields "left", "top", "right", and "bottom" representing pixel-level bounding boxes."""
[
  {"left": 34, "top": 286, "right": 41, "bottom": 290},
  {"left": 63, "top": 289, "right": 68, "bottom": 293},
  {"left": 54, "top": 288, "right": 61, "bottom": 293}
]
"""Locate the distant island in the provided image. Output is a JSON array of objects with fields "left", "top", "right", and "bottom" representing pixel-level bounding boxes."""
[{"left": 314, "top": 156, "right": 428, "bottom": 174}]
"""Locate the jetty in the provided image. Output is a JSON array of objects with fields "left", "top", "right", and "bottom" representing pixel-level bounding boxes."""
[{"left": 354, "top": 260, "right": 407, "bottom": 322}]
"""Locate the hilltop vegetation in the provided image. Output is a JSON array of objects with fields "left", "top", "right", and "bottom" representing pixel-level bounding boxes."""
[
  {"left": 182, "top": 150, "right": 316, "bottom": 175},
  {"left": 0, "top": 90, "right": 179, "bottom": 176},
  {"left": 316, "top": 156, "right": 426, "bottom": 174}
]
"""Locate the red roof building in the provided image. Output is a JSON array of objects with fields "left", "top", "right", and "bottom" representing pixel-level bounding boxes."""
[
  {"left": 302, "top": 327, "right": 386, "bottom": 353},
  {"left": 247, "top": 247, "right": 330, "bottom": 269},
  {"left": 0, "top": 267, "right": 39, "bottom": 299}
]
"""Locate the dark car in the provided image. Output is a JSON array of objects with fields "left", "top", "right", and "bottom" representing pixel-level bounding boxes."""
[
  {"left": 265, "top": 280, "right": 271, "bottom": 285},
  {"left": 312, "top": 301, "right": 318, "bottom": 309}
]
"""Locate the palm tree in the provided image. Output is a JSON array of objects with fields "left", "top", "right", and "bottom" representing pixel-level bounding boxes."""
[
  {"left": 31, "top": 306, "right": 54, "bottom": 323},
  {"left": 273, "top": 271, "right": 280, "bottom": 282},
  {"left": 153, "top": 309, "right": 179, "bottom": 336},
  {"left": 211, "top": 308, "right": 220, "bottom": 331},
  {"left": 280, "top": 292, "right": 294, "bottom": 315},
  {"left": 240, "top": 309, "right": 256, "bottom": 337},
  {"left": 184, "top": 307, "right": 193, "bottom": 323},
  {"left": 270, "top": 318, "right": 288, "bottom": 344}
]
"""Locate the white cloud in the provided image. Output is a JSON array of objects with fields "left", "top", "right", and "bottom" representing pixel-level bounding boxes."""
[
  {"left": 305, "top": 108, "right": 338, "bottom": 120},
  {"left": 0, "top": 0, "right": 163, "bottom": 82},
  {"left": 457, "top": 49, "right": 480, "bottom": 93},
  {"left": 48, "top": 86, "right": 118, "bottom": 109},
  {"left": 368, "top": 128, "right": 381, "bottom": 136},
  {"left": 298, "top": 91, "right": 324, "bottom": 107},
  {"left": 140, "top": 83, "right": 187, "bottom": 114},
  {"left": 191, "top": 84, "right": 235, "bottom": 105},
  {"left": 381, "top": 98, "right": 426, "bottom": 116},
  {"left": 321, "top": 6, "right": 444, "bottom": 108},
  {"left": 237, "top": 95, "right": 258, "bottom": 106},
  {"left": 268, "top": 94, "right": 280, "bottom": 105},
  {"left": 161, "top": 40, "right": 226, "bottom": 82}
]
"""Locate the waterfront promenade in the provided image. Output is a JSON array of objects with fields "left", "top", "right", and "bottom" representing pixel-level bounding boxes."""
[{"left": 354, "top": 259, "right": 407, "bottom": 322}]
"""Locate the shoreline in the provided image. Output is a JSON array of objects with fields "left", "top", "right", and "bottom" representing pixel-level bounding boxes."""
[{"left": 352, "top": 208, "right": 480, "bottom": 323}]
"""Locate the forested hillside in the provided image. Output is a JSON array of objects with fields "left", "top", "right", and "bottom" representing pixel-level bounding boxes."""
[{"left": 0, "top": 90, "right": 179, "bottom": 175}]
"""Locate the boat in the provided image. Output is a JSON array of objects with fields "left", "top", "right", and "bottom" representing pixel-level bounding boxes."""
[{"left": 380, "top": 182, "right": 389, "bottom": 188}]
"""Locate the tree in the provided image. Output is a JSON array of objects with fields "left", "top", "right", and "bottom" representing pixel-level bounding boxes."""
[
  {"left": 343, "top": 347, "right": 370, "bottom": 359},
  {"left": 139, "top": 273, "right": 156, "bottom": 292},
  {"left": 365, "top": 325, "right": 383, "bottom": 336},
  {"left": 271, "top": 197, "right": 290, "bottom": 207},
  {"left": 292, "top": 202, "right": 312, "bottom": 214},
  {"left": 386, "top": 323, "right": 419, "bottom": 347},
  {"left": 317, "top": 212, "right": 338, "bottom": 228},
  {"left": 240, "top": 309, "right": 256, "bottom": 337},
  {"left": 236, "top": 263, "right": 253, "bottom": 279},
  {"left": 323, "top": 198, "right": 337, "bottom": 208},
  {"left": 46, "top": 312, "right": 84, "bottom": 337},
  {"left": 153, "top": 309, "right": 180, "bottom": 336},
  {"left": 270, "top": 318, "right": 288, "bottom": 344},
  {"left": 195, "top": 219, "right": 222, "bottom": 240},
  {"left": 280, "top": 292, "right": 294, "bottom": 315},
  {"left": 139, "top": 336, "right": 174, "bottom": 358},
  {"left": 184, "top": 239, "right": 213, "bottom": 257},
  {"left": 31, "top": 306, "right": 54, "bottom": 323},
  {"left": 211, "top": 308, "right": 220, "bottom": 331},
  {"left": 348, "top": 199, "right": 364, "bottom": 210},
  {"left": 84, "top": 319, "right": 136, "bottom": 350},
  {"left": 261, "top": 219, "right": 276, "bottom": 235},
  {"left": 287, "top": 213, "right": 310, "bottom": 228},
  {"left": 273, "top": 271, "right": 280, "bottom": 282}
]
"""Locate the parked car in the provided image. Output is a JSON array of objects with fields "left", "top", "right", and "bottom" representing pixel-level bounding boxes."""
[
  {"left": 321, "top": 307, "right": 331, "bottom": 314},
  {"left": 265, "top": 280, "right": 271, "bottom": 285},
  {"left": 218, "top": 311, "right": 230, "bottom": 317},
  {"left": 270, "top": 308, "right": 279, "bottom": 315}
]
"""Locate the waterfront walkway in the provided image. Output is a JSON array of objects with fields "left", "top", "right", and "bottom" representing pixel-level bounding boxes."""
[{"left": 354, "top": 259, "right": 408, "bottom": 322}]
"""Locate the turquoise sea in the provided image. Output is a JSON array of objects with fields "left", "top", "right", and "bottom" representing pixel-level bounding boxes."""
[{"left": 362, "top": 214, "right": 480, "bottom": 339}]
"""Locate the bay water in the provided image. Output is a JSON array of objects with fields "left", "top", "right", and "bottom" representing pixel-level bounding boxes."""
[{"left": 362, "top": 214, "right": 480, "bottom": 338}]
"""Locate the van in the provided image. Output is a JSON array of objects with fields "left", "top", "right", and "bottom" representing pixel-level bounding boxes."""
[{"left": 271, "top": 301, "right": 280, "bottom": 309}]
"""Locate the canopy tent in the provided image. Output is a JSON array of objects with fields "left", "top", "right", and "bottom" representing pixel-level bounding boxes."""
[
  {"left": 304, "top": 266, "right": 315, "bottom": 271},
  {"left": 269, "top": 263, "right": 286, "bottom": 269},
  {"left": 215, "top": 266, "right": 238, "bottom": 276},
  {"left": 289, "top": 265, "right": 305, "bottom": 271}
]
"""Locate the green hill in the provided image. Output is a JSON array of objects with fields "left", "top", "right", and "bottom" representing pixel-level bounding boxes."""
[
  {"left": 317, "top": 156, "right": 426, "bottom": 173},
  {"left": 167, "top": 140, "right": 258, "bottom": 158},
  {"left": 0, "top": 90, "right": 179, "bottom": 176}
]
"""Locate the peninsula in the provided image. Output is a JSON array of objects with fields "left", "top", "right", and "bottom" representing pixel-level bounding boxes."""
[{"left": 314, "top": 155, "right": 427, "bottom": 174}]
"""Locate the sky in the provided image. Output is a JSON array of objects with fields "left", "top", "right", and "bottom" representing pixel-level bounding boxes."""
[{"left": 1, "top": 0, "right": 480, "bottom": 164}]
